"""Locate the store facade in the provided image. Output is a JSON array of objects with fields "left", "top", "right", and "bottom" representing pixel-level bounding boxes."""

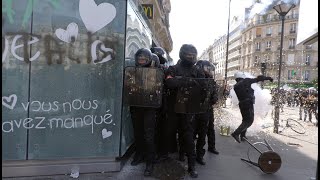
[{"left": 2, "top": 0, "right": 154, "bottom": 177}]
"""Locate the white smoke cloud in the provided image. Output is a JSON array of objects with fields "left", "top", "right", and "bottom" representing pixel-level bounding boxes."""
[
  {"left": 248, "top": 0, "right": 274, "bottom": 18},
  {"left": 248, "top": 0, "right": 300, "bottom": 19},
  {"left": 229, "top": 72, "right": 273, "bottom": 120}
]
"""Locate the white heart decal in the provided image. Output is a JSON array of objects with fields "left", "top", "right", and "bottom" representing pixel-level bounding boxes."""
[
  {"left": 55, "top": 22, "right": 79, "bottom": 43},
  {"left": 91, "top": 40, "right": 114, "bottom": 64},
  {"left": 2, "top": 94, "right": 17, "bottom": 110},
  {"left": 79, "top": 0, "right": 117, "bottom": 34},
  {"left": 102, "top": 128, "right": 112, "bottom": 139}
]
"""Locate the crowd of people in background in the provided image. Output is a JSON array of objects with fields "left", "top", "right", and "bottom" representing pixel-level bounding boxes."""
[{"left": 270, "top": 87, "right": 318, "bottom": 126}]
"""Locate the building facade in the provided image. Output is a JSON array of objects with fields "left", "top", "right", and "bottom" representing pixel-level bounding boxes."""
[
  {"left": 201, "top": 1, "right": 318, "bottom": 86},
  {"left": 241, "top": 3, "right": 318, "bottom": 85},
  {"left": 2, "top": 0, "right": 173, "bottom": 177},
  {"left": 139, "top": 0, "right": 173, "bottom": 53},
  {"left": 226, "top": 17, "right": 243, "bottom": 84},
  {"left": 199, "top": 35, "right": 227, "bottom": 80}
]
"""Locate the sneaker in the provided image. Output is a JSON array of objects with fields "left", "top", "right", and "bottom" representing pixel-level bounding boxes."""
[
  {"left": 188, "top": 167, "right": 198, "bottom": 178},
  {"left": 231, "top": 133, "right": 241, "bottom": 143},
  {"left": 208, "top": 147, "right": 219, "bottom": 155}
]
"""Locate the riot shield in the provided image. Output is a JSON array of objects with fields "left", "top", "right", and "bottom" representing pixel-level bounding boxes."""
[
  {"left": 174, "top": 78, "right": 215, "bottom": 114},
  {"left": 123, "top": 66, "right": 164, "bottom": 108}
]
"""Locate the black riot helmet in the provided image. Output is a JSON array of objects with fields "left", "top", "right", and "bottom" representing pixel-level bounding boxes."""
[
  {"left": 135, "top": 48, "right": 152, "bottom": 67},
  {"left": 196, "top": 60, "right": 215, "bottom": 77},
  {"left": 179, "top": 44, "right": 197, "bottom": 66},
  {"left": 150, "top": 47, "right": 167, "bottom": 64},
  {"left": 151, "top": 53, "right": 160, "bottom": 67}
]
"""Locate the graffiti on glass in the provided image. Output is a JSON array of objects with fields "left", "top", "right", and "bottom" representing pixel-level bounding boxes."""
[{"left": 2, "top": 94, "right": 114, "bottom": 136}]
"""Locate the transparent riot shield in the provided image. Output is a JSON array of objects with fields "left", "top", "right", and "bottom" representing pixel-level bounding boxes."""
[
  {"left": 174, "top": 78, "right": 215, "bottom": 114},
  {"left": 123, "top": 66, "right": 164, "bottom": 108}
]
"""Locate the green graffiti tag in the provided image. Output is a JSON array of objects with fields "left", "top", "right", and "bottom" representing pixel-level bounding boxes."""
[
  {"left": 2, "top": 0, "right": 15, "bottom": 24},
  {"left": 2, "top": 0, "right": 60, "bottom": 28}
]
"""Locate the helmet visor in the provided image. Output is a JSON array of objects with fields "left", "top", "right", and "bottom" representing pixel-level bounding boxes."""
[
  {"left": 137, "top": 55, "right": 148, "bottom": 65},
  {"left": 203, "top": 65, "right": 214, "bottom": 76},
  {"left": 184, "top": 53, "right": 196, "bottom": 62},
  {"left": 203, "top": 65, "right": 214, "bottom": 72}
]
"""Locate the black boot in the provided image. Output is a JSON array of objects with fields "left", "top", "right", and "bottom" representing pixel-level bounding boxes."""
[
  {"left": 178, "top": 152, "right": 185, "bottom": 162},
  {"left": 196, "top": 156, "right": 206, "bottom": 165},
  {"left": 188, "top": 166, "right": 198, "bottom": 178},
  {"left": 156, "top": 153, "right": 169, "bottom": 162},
  {"left": 144, "top": 163, "right": 153, "bottom": 176},
  {"left": 231, "top": 133, "right": 241, "bottom": 143},
  {"left": 208, "top": 147, "right": 219, "bottom": 155},
  {"left": 131, "top": 154, "right": 143, "bottom": 166}
]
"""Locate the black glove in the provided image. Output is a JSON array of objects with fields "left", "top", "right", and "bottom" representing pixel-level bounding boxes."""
[
  {"left": 257, "top": 75, "right": 273, "bottom": 82},
  {"left": 185, "top": 78, "right": 200, "bottom": 87},
  {"left": 257, "top": 75, "right": 266, "bottom": 81},
  {"left": 176, "top": 77, "right": 197, "bottom": 87}
]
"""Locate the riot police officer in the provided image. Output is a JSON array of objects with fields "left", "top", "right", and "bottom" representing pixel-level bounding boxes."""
[
  {"left": 231, "top": 72, "right": 273, "bottom": 143},
  {"left": 129, "top": 48, "right": 158, "bottom": 176},
  {"left": 165, "top": 44, "right": 205, "bottom": 178},
  {"left": 195, "top": 60, "right": 219, "bottom": 157},
  {"left": 151, "top": 46, "right": 168, "bottom": 66},
  {"left": 150, "top": 47, "right": 172, "bottom": 161},
  {"left": 151, "top": 53, "right": 160, "bottom": 67},
  {"left": 192, "top": 60, "right": 219, "bottom": 166}
]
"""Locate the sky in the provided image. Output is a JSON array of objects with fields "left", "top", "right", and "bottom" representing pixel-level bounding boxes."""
[{"left": 168, "top": 0, "right": 259, "bottom": 63}]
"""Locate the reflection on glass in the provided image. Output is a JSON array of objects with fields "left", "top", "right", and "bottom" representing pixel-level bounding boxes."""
[{"left": 125, "top": 2, "right": 152, "bottom": 63}]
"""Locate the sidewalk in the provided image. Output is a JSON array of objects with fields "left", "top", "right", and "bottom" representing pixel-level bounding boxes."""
[{"left": 4, "top": 105, "right": 318, "bottom": 180}]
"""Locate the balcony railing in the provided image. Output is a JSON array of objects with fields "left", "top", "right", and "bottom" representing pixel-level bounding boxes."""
[
  {"left": 227, "top": 70, "right": 238, "bottom": 77},
  {"left": 228, "top": 60, "right": 241, "bottom": 68},
  {"left": 228, "top": 51, "right": 241, "bottom": 59},
  {"left": 289, "top": 46, "right": 295, "bottom": 49},
  {"left": 266, "top": 33, "right": 272, "bottom": 37},
  {"left": 305, "top": 45, "right": 312, "bottom": 49},
  {"left": 244, "top": 13, "right": 299, "bottom": 31},
  {"left": 228, "top": 41, "right": 241, "bottom": 50},
  {"left": 289, "top": 30, "right": 296, "bottom": 34},
  {"left": 286, "top": 14, "right": 299, "bottom": 19},
  {"left": 265, "top": 48, "right": 271, "bottom": 51},
  {"left": 256, "top": 20, "right": 264, "bottom": 25}
]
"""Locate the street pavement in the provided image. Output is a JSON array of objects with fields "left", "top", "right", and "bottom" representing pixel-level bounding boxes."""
[{"left": 4, "top": 100, "right": 318, "bottom": 180}]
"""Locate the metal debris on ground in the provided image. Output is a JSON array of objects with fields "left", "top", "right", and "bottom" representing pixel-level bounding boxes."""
[{"left": 287, "top": 142, "right": 302, "bottom": 147}]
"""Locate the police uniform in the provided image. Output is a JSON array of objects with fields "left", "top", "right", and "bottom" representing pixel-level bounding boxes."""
[
  {"left": 165, "top": 44, "right": 204, "bottom": 178},
  {"left": 231, "top": 72, "right": 273, "bottom": 143},
  {"left": 129, "top": 48, "right": 159, "bottom": 176}
]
